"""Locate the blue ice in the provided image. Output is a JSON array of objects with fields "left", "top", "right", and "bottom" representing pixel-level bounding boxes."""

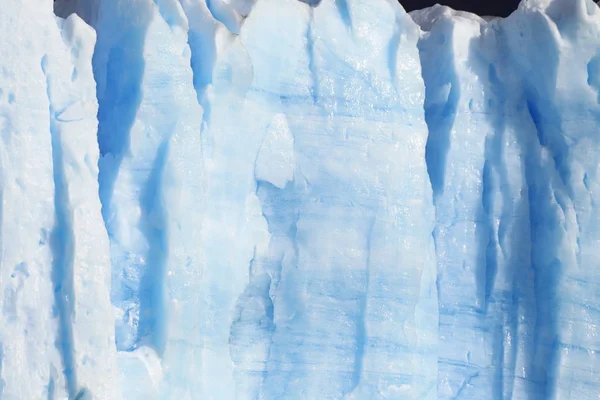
[{"left": 0, "top": 0, "right": 598, "bottom": 398}]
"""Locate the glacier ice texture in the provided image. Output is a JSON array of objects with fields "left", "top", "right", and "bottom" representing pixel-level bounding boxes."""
[{"left": 0, "top": 0, "right": 598, "bottom": 398}]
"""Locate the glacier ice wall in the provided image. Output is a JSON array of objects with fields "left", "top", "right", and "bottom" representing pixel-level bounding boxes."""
[
  {"left": 412, "top": 2, "right": 600, "bottom": 398},
  {"left": 0, "top": 0, "right": 598, "bottom": 398}
]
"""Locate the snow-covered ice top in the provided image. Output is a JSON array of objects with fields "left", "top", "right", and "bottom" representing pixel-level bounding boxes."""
[{"left": 0, "top": 0, "right": 599, "bottom": 398}]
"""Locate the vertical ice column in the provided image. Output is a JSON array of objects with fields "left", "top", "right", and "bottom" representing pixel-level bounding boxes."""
[
  {"left": 92, "top": 0, "right": 155, "bottom": 355},
  {"left": 416, "top": 9, "right": 503, "bottom": 398},
  {"left": 415, "top": 0, "right": 600, "bottom": 398},
  {"left": 503, "top": 0, "right": 600, "bottom": 397},
  {"left": 228, "top": 0, "right": 438, "bottom": 398},
  {"left": 180, "top": 1, "right": 270, "bottom": 397},
  {"left": 467, "top": 17, "right": 542, "bottom": 400},
  {"left": 415, "top": 6, "right": 568, "bottom": 398},
  {"left": 153, "top": 2, "right": 206, "bottom": 399},
  {"left": 1, "top": 1, "right": 116, "bottom": 399},
  {"left": 415, "top": 8, "right": 540, "bottom": 399},
  {"left": 468, "top": 6, "right": 574, "bottom": 398},
  {"left": 227, "top": 3, "right": 311, "bottom": 397},
  {"left": 0, "top": 1, "right": 65, "bottom": 398},
  {"left": 43, "top": 14, "right": 119, "bottom": 400},
  {"left": 91, "top": 0, "right": 204, "bottom": 398}
]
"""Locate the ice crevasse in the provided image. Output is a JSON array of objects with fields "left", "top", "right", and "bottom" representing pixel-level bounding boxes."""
[{"left": 1, "top": 0, "right": 600, "bottom": 398}]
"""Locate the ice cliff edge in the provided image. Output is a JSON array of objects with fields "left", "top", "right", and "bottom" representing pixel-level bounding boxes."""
[{"left": 1, "top": 0, "right": 599, "bottom": 398}]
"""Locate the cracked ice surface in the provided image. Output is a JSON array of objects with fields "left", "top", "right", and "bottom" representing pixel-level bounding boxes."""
[{"left": 0, "top": 0, "right": 598, "bottom": 398}]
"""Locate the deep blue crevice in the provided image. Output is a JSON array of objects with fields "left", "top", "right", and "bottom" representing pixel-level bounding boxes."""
[
  {"left": 470, "top": 26, "right": 545, "bottom": 395},
  {"left": 96, "top": 33, "right": 147, "bottom": 209},
  {"left": 424, "top": 81, "right": 459, "bottom": 200},
  {"left": 42, "top": 55, "right": 77, "bottom": 399},
  {"left": 186, "top": 30, "right": 213, "bottom": 125},
  {"left": 525, "top": 98, "right": 571, "bottom": 195},
  {"left": 481, "top": 160, "right": 497, "bottom": 310},
  {"left": 520, "top": 102, "right": 561, "bottom": 399},
  {"left": 335, "top": 0, "right": 352, "bottom": 29},
  {"left": 136, "top": 141, "right": 170, "bottom": 355},
  {"left": 419, "top": 23, "right": 460, "bottom": 201},
  {"left": 506, "top": 15, "right": 564, "bottom": 394},
  {"left": 180, "top": 0, "right": 221, "bottom": 129},
  {"left": 417, "top": 21, "right": 461, "bottom": 396},
  {"left": 91, "top": 5, "right": 153, "bottom": 352},
  {"left": 483, "top": 62, "right": 508, "bottom": 282}
]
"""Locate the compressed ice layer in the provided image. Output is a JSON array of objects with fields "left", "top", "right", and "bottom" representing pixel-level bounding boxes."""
[{"left": 0, "top": 0, "right": 598, "bottom": 398}]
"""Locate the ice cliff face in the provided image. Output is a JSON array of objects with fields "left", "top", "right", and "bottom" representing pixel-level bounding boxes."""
[{"left": 0, "top": 0, "right": 599, "bottom": 398}]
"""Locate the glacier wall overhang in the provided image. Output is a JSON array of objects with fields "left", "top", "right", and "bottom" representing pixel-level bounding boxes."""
[{"left": 0, "top": 0, "right": 599, "bottom": 398}]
